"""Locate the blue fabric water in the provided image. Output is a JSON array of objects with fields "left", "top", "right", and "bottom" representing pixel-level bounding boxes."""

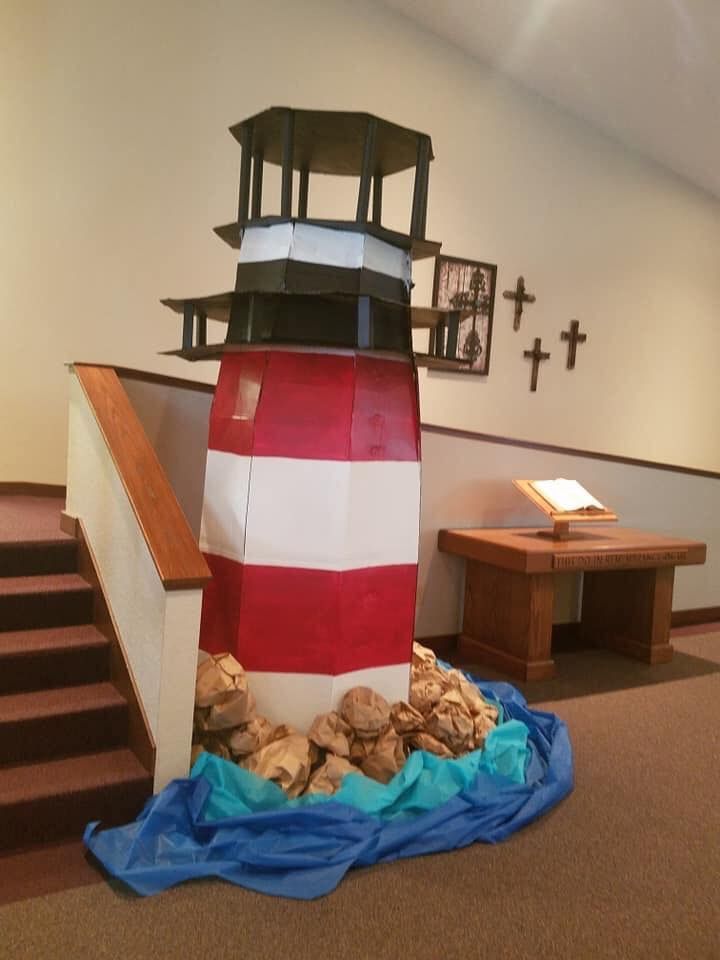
[{"left": 84, "top": 674, "right": 573, "bottom": 899}]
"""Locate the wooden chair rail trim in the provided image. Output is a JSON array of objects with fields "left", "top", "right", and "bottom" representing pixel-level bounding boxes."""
[
  {"left": 72, "top": 363, "right": 211, "bottom": 590},
  {"left": 422, "top": 423, "right": 720, "bottom": 481}
]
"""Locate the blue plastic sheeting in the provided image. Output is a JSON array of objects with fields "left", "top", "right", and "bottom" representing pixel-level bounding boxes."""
[{"left": 84, "top": 675, "right": 573, "bottom": 900}]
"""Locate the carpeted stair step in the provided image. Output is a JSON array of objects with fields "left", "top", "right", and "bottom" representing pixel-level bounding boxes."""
[
  {"left": 0, "top": 682, "right": 128, "bottom": 764},
  {"left": 0, "top": 539, "right": 78, "bottom": 578},
  {"left": 0, "top": 574, "right": 93, "bottom": 632},
  {"left": 0, "top": 748, "right": 153, "bottom": 851},
  {"left": 0, "top": 625, "right": 110, "bottom": 695}
]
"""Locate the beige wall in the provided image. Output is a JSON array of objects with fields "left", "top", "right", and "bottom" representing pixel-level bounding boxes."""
[{"left": 3, "top": 0, "right": 720, "bottom": 482}]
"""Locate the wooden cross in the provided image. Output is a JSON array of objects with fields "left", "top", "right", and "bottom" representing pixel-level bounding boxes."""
[
  {"left": 503, "top": 275, "right": 536, "bottom": 331},
  {"left": 524, "top": 337, "right": 550, "bottom": 392},
  {"left": 560, "top": 319, "right": 587, "bottom": 369}
]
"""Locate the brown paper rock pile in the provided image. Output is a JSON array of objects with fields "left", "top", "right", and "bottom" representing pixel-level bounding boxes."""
[{"left": 191, "top": 643, "right": 499, "bottom": 799}]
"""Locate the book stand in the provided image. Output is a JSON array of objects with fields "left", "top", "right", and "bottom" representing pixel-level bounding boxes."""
[{"left": 512, "top": 479, "right": 618, "bottom": 540}]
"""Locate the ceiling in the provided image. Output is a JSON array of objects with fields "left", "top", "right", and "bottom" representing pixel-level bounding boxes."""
[{"left": 379, "top": 0, "right": 720, "bottom": 199}]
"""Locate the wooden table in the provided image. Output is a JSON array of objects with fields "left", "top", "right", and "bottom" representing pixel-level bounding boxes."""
[{"left": 438, "top": 526, "right": 707, "bottom": 681}]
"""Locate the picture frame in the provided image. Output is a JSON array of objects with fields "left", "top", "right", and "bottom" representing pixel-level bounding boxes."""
[{"left": 431, "top": 255, "right": 497, "bottom": 375}]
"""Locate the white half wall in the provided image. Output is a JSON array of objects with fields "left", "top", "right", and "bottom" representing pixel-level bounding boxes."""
[{"left": 66, "top": 371, "right": 203, "bottom": 791}]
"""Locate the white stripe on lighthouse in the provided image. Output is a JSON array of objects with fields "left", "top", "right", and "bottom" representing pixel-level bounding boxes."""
[
  {"left": 199, "top": 450, "right": 252, "bottom": 564},
  {"left": 243, "top": 457, "right": 420, "bottom": 570},
  {"left": 247, "top": 663, "right": 412, "bottom": 731},
  {"left": 238, "top": 223, "right": 411, "bottom": 283}
]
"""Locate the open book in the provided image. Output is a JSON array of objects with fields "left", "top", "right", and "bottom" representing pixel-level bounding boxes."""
[{"left": 530, "top": 478, "right": 605, "bottom": 514}]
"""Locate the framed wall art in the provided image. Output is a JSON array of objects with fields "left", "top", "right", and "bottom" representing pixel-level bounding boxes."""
[{"left": 431, "top": 255, "right": 497, "bottom": 375}]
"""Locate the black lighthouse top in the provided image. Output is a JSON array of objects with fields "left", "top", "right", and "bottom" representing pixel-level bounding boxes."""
[
  {"left": 215, "top": 107, "right": 438, "bottom": 260},
  {"left": 161, "top": 107, "right": 474, "bottom": 370}
]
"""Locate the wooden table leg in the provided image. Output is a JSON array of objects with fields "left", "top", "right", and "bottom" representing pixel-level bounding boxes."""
[
  {"left": 457, "top": 560, "right": 555, "bottom": 681},
  {"left": 580, "top": 566, "right": 675, "bottom": 664}
]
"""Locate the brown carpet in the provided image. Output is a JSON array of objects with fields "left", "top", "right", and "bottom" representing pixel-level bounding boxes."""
[
  {"left": 0, "top": 497, "right": 72, "bottom": 544},
  {"left": 0, "top": 629, "right": 718, "bottom": 960}
]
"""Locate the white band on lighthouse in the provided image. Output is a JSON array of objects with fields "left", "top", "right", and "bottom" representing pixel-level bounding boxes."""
[
  {"left": 238, "top": 222, "right": 412, "bottom": 283},
  {"left": 246, "top": 664, "right": 412, "bottom": 730},
  {"left": 201, "top": 450, "right": 420, "bottom": 570}
]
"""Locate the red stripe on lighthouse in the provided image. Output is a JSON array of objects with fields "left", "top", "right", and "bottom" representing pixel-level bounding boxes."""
[
  {"left": 253, "top": 351, "right": 355, "bottom": 460},
  {"left": 199, "top": 555, "right": 416, "bottom": 675},
  {"left": 207, "top": 350, "right": 420, "bottom": 462},
  {"left": 351, "top": 355, "right": 420, "bottom": 460},
  {"left": 208, "top": 350, "right": 266, "bottom": 455}
]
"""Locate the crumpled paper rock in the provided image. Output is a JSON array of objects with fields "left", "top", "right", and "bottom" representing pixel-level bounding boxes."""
[
  {"left": 426, "top": 689, "right": 475, "bottom": 754},
  {"left": 360, "top": 726, "right": 406, "bottom": 784},
  {"left": 195, "top": 653, "right": 246, "bottom": 707},
  {"left": 227, "top": 716, "right": 274, "bottom": 757},
  {"left": 349, "top": 733, "right": 378, "bottom": 764},
  {"left": 308, "top": 711, "right": 353, "bottom": 758},
  {"left": 446, "top": 669, "right": 499, "bottom": 723},
  {"left": 205, "top": 687, "right": 256, "bottom": 731},
  {"left": 192, "top": 642, "right": 501, "bottom": 797},
  {"left": 198, "top": 734, "right": 232, "bottom": 761},
  {"left": 270, "top": 723, "right": 298, "bottom": 742},
  {"left": 193, "top": 706, "right": 211, "bottom": 732},
  {"left": 412, "top": 642, "right": 437, "bottom": 671},
  {"left": 305, "top": 755, "right": 359, "bottom": 795},
  {"left": 409, "top": 731, "right": 454, "bottom": 758},
  {"left": 390, "top": 700, "right": 425, "bottom": 735},
  {"left": 244, "top": 732, "right": 313, "bottom": 798},
  {"left": 409, "top": 669, "right": 445, "bottom": 716},
  {"left": 340, "top": 687, "right": 391, "bottom": 739}
]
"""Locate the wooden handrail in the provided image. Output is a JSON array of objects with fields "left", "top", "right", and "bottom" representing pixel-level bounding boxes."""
[{"left": 72, "top": 364, "right": 212, "bottom": 590}]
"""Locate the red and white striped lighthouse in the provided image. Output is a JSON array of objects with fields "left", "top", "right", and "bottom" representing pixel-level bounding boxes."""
[
  {"left": 162, "top": 109, "right": 461, "bottom": 730},
  {"left": 199, "top": 344, "right": 420, "bottom": 729}
]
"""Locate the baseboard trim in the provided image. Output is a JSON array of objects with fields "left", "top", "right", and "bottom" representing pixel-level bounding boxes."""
[
  {"left": 671, "top": 607, "right": 720, "bottom": 627},
  {"left": 415, "top": 634, "right": 458, "bottom": 659},
  {"left": 418, "top": 612, "right": 719, "bottom": 664},
  {"left": 0, "top": 482, "right": 66, "bottom": 498}
]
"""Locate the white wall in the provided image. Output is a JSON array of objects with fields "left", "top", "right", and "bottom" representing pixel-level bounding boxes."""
[{"left": 3, "top": 0, "right": 720, "bottom": 483}]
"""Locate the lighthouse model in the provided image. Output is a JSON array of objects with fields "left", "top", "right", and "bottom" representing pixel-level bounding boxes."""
[{"left": 162, "top": 108, "right": 467, "bottom": 731}]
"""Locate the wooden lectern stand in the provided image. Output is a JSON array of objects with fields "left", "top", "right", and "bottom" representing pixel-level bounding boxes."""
[
  {"left": 512, "top": 479, "right": 618, "bottom": 540},
  {"left": 438, "top": 526, "right": 707, "bottom": 681}
]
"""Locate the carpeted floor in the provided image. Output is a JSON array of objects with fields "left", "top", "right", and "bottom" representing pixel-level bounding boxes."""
[
  {"left": 0, "top": 497, "right": 73, "bottom": 544},
  {"left": 0, "top": 628, "right": 718, "bottom": 960}
]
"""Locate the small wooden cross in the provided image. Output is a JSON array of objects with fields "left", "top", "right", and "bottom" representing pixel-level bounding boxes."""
[
  {"left": 503, "top": 275, "right": 536, "bottom": 331},
  {"left": 560, "top": 319, "right": 587, "bottom": 369},
  {"left": 524, "top": 337, "right": 550, "bottom": 392}
]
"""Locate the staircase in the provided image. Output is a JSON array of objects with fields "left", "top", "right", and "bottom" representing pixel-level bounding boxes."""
[{"left": 0, "top": 496, "right": 153, "bottom": 852}]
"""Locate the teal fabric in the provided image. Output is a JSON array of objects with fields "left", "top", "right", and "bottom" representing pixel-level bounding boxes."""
[{"left": 193, "top": 717, "right": 530, "bottom": 822}]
